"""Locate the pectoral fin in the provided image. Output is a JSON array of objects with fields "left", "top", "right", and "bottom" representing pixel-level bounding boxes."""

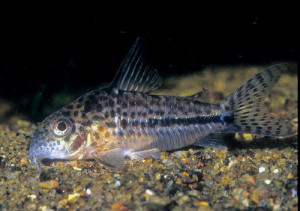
[
  {"left": 92, "top": 148, "right": 125, "bottom": 170},
  {"left": 128, "top": 148, "right": 161, "bottom": 160}
]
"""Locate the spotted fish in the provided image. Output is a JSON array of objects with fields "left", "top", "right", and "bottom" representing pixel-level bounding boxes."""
[{"left": 27, "top": 38, "right": 295, "bottom": 169}]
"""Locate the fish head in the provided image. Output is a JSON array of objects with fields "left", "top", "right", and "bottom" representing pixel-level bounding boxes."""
[{"left": 27, "top": 105, "right": 89, "bottom": 167}]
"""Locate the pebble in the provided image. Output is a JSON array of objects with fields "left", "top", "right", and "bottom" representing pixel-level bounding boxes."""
[
  {"left": 166, "top": 180, "right": 173, "bottom": 190},
  {"left": 291, "top": 189, "right": 297, "bottom": 197},
  {"left": 145, "top": 189, "right": 154, "bottom": 196},
  {"left": 259, "top": 167, "right": 266, "bottom": 173},
  {"left": 29, "top": 194, "right": 37, "bottom": 199},
  {"left": 67, "top": 193, "right": 81, "bottom": 204},
  {"left": 4, "top": 170, "right": 19, "bottom": 180},
  {"left": 264, "top": 179, "right": 271, "bottom": 184},
  {"left": 273, "top": 204, "right": 281, "bottom": 210},
  {"left": 242, "top": 198, "right": 249, "bottom": 207},
  {"left": 113, "top": 174, "right": 120, "bottom": 179},
  {"left": 114, "top": 181, "right": 121, "bottom": 187},
  {"left": 155, "top": 173, "right": 161, "bottom": 180}
]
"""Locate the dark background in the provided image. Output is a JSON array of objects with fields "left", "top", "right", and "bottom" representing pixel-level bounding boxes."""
[{"left": 0, "top": 6, "right": 297, "bottom": 122}]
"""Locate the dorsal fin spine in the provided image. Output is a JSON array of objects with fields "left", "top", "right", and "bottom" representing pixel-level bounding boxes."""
[{"left": 109, "top": 37, "right": 162, "bottom": 93}]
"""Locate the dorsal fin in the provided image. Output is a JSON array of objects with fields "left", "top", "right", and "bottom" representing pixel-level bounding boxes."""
[{"left": 110, "top": 37, "right": 162, "bottom": 93}]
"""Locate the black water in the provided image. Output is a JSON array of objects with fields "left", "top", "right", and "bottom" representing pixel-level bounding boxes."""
[{"left": 0, "top": 7, "right": 297, "bottom": 121}]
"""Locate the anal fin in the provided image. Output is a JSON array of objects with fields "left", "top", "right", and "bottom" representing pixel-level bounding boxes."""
[
  {"left": 128, "top": 148, "right": 161, "bottom": 160},
  {"left": 92, "top": 148, "right": 125, "bottom": 170}
]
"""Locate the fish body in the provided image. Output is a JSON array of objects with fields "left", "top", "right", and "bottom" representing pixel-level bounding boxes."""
[{"left": 27, "top": 38, "right": 295, "bottom": 169}]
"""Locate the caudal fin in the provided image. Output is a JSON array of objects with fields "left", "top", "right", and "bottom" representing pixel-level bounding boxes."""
[{"left": 221, "top": 64, "right": 295, "bottom": 137}]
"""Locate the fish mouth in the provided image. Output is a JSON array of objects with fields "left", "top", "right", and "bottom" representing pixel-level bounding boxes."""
[
  {"left": 26, "top": 148, "right": 44, "bottom": 169},
  {"left": 27, "top": 137, "right": 69, "bottom": 168},
  {"left": 26, "top": 139, "right": 52, "bottom": 168},
  {"left": 26, "top": 137, "right": 44, "bottom": 167},
  {"left": 26, "top": 147, "right": 70, "bottom": 168}
]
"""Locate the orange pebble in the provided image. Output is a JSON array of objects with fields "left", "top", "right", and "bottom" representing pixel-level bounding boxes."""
[
  {"left": 70, "top": 160, "right": 78, "bottom": 167},
  {"left": 182, "top": 171, "right": 189, "bottom": 177},
  {"left": 111, "top": 202, "right": 128, "bottom": 211},
  {"left": 199, "top": 201, "right": 209, "bottom": 206},
  {"left": 48, "top": 180, "right": 59, "bottom": 189}
]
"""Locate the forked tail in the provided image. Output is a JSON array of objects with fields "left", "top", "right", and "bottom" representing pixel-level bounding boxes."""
[{"left": 221, "top": 64, "right": 295, "bottom": 137}]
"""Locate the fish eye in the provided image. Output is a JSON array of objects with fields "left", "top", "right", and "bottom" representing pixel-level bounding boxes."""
[{"left": 53, "top": 118, "right": 72, "bottom": 136}]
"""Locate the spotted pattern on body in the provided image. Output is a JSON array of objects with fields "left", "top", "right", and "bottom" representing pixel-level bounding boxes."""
[{"left": 27, "top": 37, "right": 296, "bottom": 169}]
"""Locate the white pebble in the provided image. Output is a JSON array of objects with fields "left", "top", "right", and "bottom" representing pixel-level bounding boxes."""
[
  {"left": 174, "top": 151, "right": 182, "bottom": 157},
  {"left": 264, "top": 179, "right": 271, "bottom": 184},
  {"left": 166, "top": 180, "right": 173, "bottom": 190},
  {"left": 72, "top": 166, "right": 82, "bottom": 171},
  {"left": 114, "top": 181, "right": 121, "bottom": 187},
  {"left": 292, "top": 189, "right": 297, "bottom": 197},
  {"left": 86, "top": 189, "right": 91, "bottom": 195},
  {"left": 113, "top": 174, "right": 120, "bottom": 178},
  {"left": 259, "top": 167, "right": 266, "bottom": 173},
  {"left": 177, "top": 192, "right": 183, "bottom": 197},
  {"left": 145, "top": 189, "right": 154, "bottom": 196},
  {"left": 29, "top": 194, "right": 37, "bottom": 199},
  {"left": 273, "top": 169, "right": 279, "bottom": 173},
  {"left": 273, "top": 204, "right": 280, "bottom": 210}
]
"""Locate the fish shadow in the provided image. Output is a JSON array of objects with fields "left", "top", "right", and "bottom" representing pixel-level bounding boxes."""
[
  {"left": 41, "top": 158, "right": 94, "bottom": 166},
  {"left": 170, "top": 134, "right": 298, "bottom": 153},
  {"left": 224, "top": 135, "right": 298, "bottom": 150}
]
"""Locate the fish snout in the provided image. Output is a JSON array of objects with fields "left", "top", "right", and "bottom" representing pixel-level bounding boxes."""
[
  {"left": 26, "top": 149, "right": 41, "bottom": 167},
  {"left": 26, "top": 137, "right": 49, "bottom": 167}
]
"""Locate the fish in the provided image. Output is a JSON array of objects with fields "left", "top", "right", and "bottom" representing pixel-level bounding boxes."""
[{"left": 26, "top": 37, "right": 296, "bottom": 169}]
